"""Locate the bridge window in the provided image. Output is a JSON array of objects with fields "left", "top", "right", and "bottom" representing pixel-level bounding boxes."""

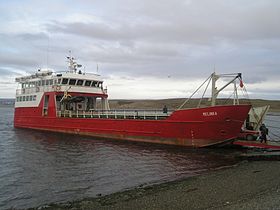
[
  {"left": 98, "top": 82, "right": 103, "bottom": 88},
  {"left": 91, "top": 81, "right": 98, "bottom": 87},
  {"left": 69, "top": 79, "right": 76, "bottom": 85},
  {"left": 62, "top": 78, "right": 69, "bottom": 85},
  {"left": 57, "top": 79, "right": 61, "bottom": 84},
  {"left": 77, "top": 80, "right": 84, "bottom": 86},
  {"left": 49, "top": 80, "right": 53, "bottom": 85},
  {"left": 42, "top": 80, "right": 45, "bottom": 86},
  {"left": 46, "top": 80, "right": 49, "bottom": 85},
  {"left": 85, "top": 80, "right": 91, "bottom": 86}
]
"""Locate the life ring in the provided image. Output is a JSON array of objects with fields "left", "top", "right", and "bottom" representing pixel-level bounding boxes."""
[{"left": 55, "top": 86, "right": 61, "bottom": 91}]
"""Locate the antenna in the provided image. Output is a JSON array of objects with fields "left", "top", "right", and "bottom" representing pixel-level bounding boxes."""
[
  {"left": 97, "top": 63, "right": 99, "bottom": 73},
  {"left": 46, "top": 34, "right": 50, "bottom": 69}
]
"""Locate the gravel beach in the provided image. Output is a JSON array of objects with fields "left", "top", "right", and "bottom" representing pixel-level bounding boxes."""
[{"left": 31, "top": 160, "right": 280, "bottom": 210}]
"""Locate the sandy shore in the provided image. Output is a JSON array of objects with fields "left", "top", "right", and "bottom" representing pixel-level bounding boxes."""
[{"left": 31, "top": 160, "right": 280, "bottom": 210}]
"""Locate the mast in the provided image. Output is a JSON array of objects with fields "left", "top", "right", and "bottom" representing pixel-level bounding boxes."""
[
  {"left": 67, "top": 52, "right": 82, "bottom": 73},
  {"left": 211, "top": 72, "right": 219, "bottom": 106},
  {"left": 210, "top": 73, "right": 242, "bottom": 106}
]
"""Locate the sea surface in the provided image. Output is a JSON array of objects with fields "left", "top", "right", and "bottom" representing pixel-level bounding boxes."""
[{"left": 0, "top": 107, "right": 279, "bottom": 209}]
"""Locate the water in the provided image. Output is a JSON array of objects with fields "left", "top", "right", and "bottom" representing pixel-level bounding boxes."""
[
  {"left": 1, "top": 107, "right": 278, "bottom": 209},
  {"left": 265, "top": 113, "right": 280, "bottom": 141}
]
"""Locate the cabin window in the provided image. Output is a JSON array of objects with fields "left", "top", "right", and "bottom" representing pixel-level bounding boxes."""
[
  {"left": 46, "top": 80, "right": 49, "bottom": 85},
  {"left": 97, "top": 82, "right": 103, "bottom": 88},
  {"left": 57, "top": 79, "right": 61, "bottom": 84},
  {"left": 62, "top": 78, "right": 69, "bottom": 85},
  {"left": 69, "top": 79, "right": 76, "bottom": 85},
  {"left": 31, "top": 82, "right": 35, "bottom": 88},
  {"left": 42, "top": 80, "right": 45, "bottom": 86},
  {"left": 19, "top": 96, "right": 22, "bottom": 102},
  {"left": 77, "top": 80, "right": 84, "bottom": 86},
  {"left": 49, "top": 80, "right": 53, "bottom": 85},
  {"left": 22, "top": 96, "right": 26, "bottom": 101},
  {"left": 37, "top": 81, "right": 41, "bottom": 86},
  {"left": 85, "top": 80, "right": 91, "bottom": 86},
  {"left": 33, "top": 95, "right": 37, "bottom": 101},
  {"left": 54, "top": 79, "right": 57, "bottom": 85},
  {"left": 91, "top": 81, "right": 98, "bottom": 87}
]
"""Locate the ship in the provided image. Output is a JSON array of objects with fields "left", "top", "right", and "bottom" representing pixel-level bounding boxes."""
[{"left": 14, "top": 56, "right": 251, "bottom": 147}]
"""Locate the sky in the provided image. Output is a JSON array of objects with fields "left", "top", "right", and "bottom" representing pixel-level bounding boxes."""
[{"left": 0, "top": 0, "right": 279, "bottom": 99}]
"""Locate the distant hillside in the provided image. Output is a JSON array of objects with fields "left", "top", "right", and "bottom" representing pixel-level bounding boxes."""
[
  {"left": 1, "top": 98, "right": 279, "bottom": 112},
  {"left": 109, "top": 98, "right": 280, "bottom": 112}
]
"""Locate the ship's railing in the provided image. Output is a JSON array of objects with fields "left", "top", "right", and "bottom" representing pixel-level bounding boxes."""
[
  {"left": 57, "top": 109, "right": 174, "bottom": 120},
  {"left": 16, "top": 85, "right": 105, "bottom": 95},
  {"left": 16, "top": 86, "right": 54, "bottom": 95}
]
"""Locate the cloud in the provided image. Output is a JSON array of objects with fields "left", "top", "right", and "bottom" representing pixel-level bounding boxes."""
[{"left": 0, "top": 0, "right": 279, "bottom": 99}]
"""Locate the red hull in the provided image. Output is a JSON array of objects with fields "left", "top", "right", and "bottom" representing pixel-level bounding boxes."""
[{"left": 14, "top": 93, "right": 251, "bottom": 147}]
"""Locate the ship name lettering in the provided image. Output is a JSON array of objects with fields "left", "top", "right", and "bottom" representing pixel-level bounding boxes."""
[{"left": 203, "top": 112, "right": 217, "bottom": 116}]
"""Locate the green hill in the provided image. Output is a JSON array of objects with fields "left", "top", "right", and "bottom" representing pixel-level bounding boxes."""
[{"left": 108, "top": 98, "right": 280, "bottom": 112}]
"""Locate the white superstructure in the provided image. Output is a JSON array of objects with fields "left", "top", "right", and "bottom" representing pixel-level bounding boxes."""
[{"left": 15, "top": 56, "right": 108, "bottom": 109}]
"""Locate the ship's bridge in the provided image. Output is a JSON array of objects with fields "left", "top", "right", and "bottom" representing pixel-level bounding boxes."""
[
  {"left": 54, "top": 71, "right": 106, "bottom": 95},
  {"left": 15, "top": 56, "right": 109, "bottom": 111},
  {"left": 15, "top": 54, "right": 107, "bottom": 98}
]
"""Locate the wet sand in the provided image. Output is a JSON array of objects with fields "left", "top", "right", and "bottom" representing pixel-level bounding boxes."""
[{"left": 32, "top": 160, "right": 280, "bottom": 210}]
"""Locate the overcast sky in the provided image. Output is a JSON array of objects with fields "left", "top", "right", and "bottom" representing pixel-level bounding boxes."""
[{"left": 0, "top": 0, "right": 279, "bottom": 99}]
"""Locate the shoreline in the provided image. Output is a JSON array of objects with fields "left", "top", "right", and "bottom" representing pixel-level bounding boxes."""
[{"left": 30, "top": 160, "right": 280, "bottom": 210}]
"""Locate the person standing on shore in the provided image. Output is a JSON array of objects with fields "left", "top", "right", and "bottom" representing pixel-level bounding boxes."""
[{"left": 259, "top": 123, "right": 268, "bottom": 143}]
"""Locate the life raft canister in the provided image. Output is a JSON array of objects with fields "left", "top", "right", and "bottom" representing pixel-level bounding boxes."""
[{"left": 54, "top": 85, "right": 61, "bottom": 91}]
